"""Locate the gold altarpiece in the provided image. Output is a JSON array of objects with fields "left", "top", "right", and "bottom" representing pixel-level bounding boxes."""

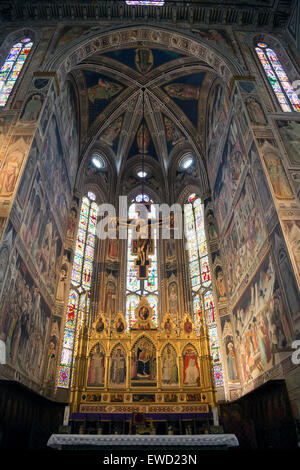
[{"left": 70, "top": 297, "right": 217, "bottom": 416}]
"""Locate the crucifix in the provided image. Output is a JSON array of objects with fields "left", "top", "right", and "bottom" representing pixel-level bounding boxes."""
[
  {"left": 105, "top": 199, "right": 177, "bottom": 280},
  {"left": 131, "top": 202, "right": 155, "bottom": 279}
]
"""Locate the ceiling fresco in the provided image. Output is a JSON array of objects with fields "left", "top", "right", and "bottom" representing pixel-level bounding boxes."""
[
  {"left": 101, "top": 48, "right": 185, "bottom": 74},
  {"left": 71, "top": 47, "right": 216, "bottom": 183},
  {"left": 98, "top": 114, "right": 124, "bottom": 155},
  {"left": 162, "top": 72, "right": 206, "bottom": 129},
  {"left": 127, "top": 120, "right": 158, "bottom": 162},
  {"left": 163, "top": 115, "right": 186, "bottom": 154},
  {"left": 82, "top": 70, "right": 125, "bottom": 127}
]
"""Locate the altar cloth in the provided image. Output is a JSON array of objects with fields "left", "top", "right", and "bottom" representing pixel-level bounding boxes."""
[{"left": 47, "top": 433, "right": 239, "bottom": 450}]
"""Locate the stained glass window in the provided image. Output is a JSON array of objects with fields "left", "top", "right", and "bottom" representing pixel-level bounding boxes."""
[
  {"left": 58, "top": 192, "right": 97, "bottom": 388},
  {"left": 126, "top": 1, "right": 164, "bottom": 5},
  {"left": 0, "top": 38, "right": 33, "bottom": 107},
  {"left": 255, "top": 43, "right": 300, "bottom": 113},
  {"left": 126, "top": 194, "right": 159, "bottom": 328},
  {"left": 184, "top": 194, "right": 223, "bottom": 388}
]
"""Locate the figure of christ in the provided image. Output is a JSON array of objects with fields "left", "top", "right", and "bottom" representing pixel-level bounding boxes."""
[
  {"left": 137, "top": 238, "right": 150, "bottom": 267},
  {"left": 133, "top": 236, "right": 154, "bottom": 279},
  {"left": 110, "top": 349, "right": 126, "bottom": 385},
  {"left": 136, "top": 343, "right": 152, "bottom": 378}
]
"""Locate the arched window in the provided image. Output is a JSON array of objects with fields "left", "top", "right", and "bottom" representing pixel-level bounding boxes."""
[
  {"left": 255, "top": 43, "right": 300, "bottom": 112},
  {"left": 58, "top": 192, "right": 97, "bottom": 388},
  {"left": 126, "top": 194, "right": 158, "bottom": 328},
  {"left": 0, "top": 38, "right": 33, "bottom": 107},
  {"left": 184, "top": 193, "right": 223, "bottom": 388}
]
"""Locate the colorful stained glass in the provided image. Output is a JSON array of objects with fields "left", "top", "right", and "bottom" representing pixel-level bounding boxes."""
[
  {"left": 63, "top": 328, "right": 74, "bottom": 349},
  {"left": 87, "top": 233, "right": 95, "bottom": 247},
  {"left": 0, "top": 39, "right": 33, "bottom": 107},
  {"left": 200, "top": 256, "right": 211, "bottom": 284},
  {"left": 136, "top": 193, "right": 150, "bottom": 202},
  {"left": 85, "top": 244, "right": 94, "bottom": 260},
  {"left": 61, "top": 348, "right": 72, "bottom": 366},
  {"left": 77, "top": 228, "right": 86, "bottom": 244},
  {"left": 82, "top": 260, "right": 93, "bottom": 289},
  {"left": 211, "top": 348, "right": 220, "bottom": 364},
  {"left": 209, "top": 326, "right": 218, "bottom": 349},
  {"left": 189, "top": 260, "right": 200, "bottom": 278},
  {"left": 66, "top": 291, "right": 78, "bottom": 326},
  {"left": 145, "top": 264, "right": 157, "bottom": 292},
  {"left": 72, "top": 253, "right": 83, "bottom": 273},
  {"left": 213, "top": 365, "right": 224, "bottom": 387},
  {"left": 79, "top": 215, "right": 88, "bottom": 231},
  {"left": 127, "top": 264, "right": 139, "bottom": 291},
  {"left": 88, "top": 214, "right": 97, "bottom": 234},
  {"left": 75, "top": 238, "right": 85, "bottom": 257},
  {"left": 185, "top": 193, "right": 223, "bottom": 387},
  {"left": 71, "top": 270, "right": 81, "bottom": 286},
  {"left": 126, "top": 294, "right": 139, "bottom": 327},
  {"left": 88, "top": 191, "right": 96, "bottom": 201},
  {"left": 147, "top": 295, "right": 158, "bottom": 326},
  {"left": 188, "top": 245, "right": 198, "bottom": 262},
  {"left": 204, "top": 291, "right": 215, "bottom": 324},
  {"left": 80, "top": 202, "right": 89, "bottom": 218},
  {"left": 58, "top": 193, "right": 97, "bottom": 389},
  {"left": 58, "top": 366, "right": 70, "bottom": 388},
  {"left": 193, "top": 294, "right": 202, "bottom": 315},
  {"left": 188, "top": 193, "right": 197, "bottom": 203},
  {"left": 191, "top": 276, "right": 201, "bottom": 291},
  {"left": 255, "top": 43, "right": 300, "bottom": 113}
]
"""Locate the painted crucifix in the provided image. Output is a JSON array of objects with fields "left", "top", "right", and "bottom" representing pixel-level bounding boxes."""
[
  {"left": 105, "top": 199, "right": 177, "bottom": 280},
  {"left": 131, "top": 201, "right": 155, "bottom": 280}
]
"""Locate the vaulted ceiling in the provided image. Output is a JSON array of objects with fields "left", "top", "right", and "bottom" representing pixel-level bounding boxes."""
[{"left": 70, "top": 45, "right": 219, "bottom": 197}]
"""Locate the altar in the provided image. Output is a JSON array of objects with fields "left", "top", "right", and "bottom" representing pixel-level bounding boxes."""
[
  {"left": 47, "top": 433, "right": 239, "bottom": 450},
  {"left": 69, "top": 297, "right": 218, "bottom": 421}
]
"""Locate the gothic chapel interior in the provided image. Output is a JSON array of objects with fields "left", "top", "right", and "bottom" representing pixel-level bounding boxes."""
[{"left": 0, "top": 0, "right": 300, "bottom": 450}]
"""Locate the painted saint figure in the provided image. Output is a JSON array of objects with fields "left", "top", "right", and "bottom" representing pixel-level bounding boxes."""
[
  {"left": 215, "top": 266, "right": 227, "bottom": 301},
  {"left": 162, "top": 346, "right": 178, "bottom": 386},
  {"left": 116, "top": 318, "right": 124, "bottom": 333},
  {"left": 264, "top": 151, "right": 293, "bottom": 199},
  {"left": 132, "top": 340, "right": 156, "bottom": 380},
  {"left": 110, "top": 348, "right": 126, "bottom": 386},
  {"left": 183, "top": 347, "right": 200, "bottom": 386},
  {"left": 101, "top": 116, "right": 123, "bottom": 147},
  {"left": 164, "top": 83, "right": 201, "bottom": 100},
  {"left": 184, "top": 319, "right": 193, "bottom": 334},
  {"left": 20, "top": 94, "right": 43, "bottom": 122},
  {"left": 227, "top": 342, "right": 239, "bottom": 382},
  {"left": 137, "top": 123, "right": 150, "bottom": 153},
  {"left": 87, "top": 344, "right": 105, "bottom": 386},
  {"left": 88, "top": 78, "right": 123, "bottom": 103},
  {"left": 246, "top": 97, "right": 266, "bottom": 125}
]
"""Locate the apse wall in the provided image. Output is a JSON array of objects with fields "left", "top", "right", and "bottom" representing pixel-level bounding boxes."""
[
  {"left": 0, "top": 64, "right": 79, "bottom": 395},
  {"left": 207, "top": 73, "right": 300, "bottom": 410}
]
